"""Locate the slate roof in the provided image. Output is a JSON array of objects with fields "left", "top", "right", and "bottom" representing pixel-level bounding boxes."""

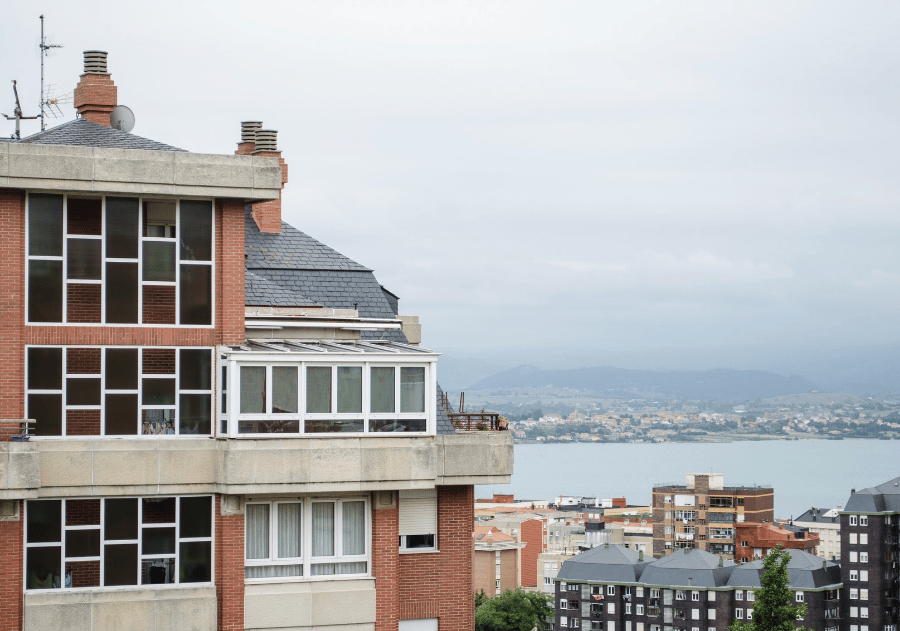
[
  {"left": 795, "top": 507, "right": 841, "bottom": 524},
  {"left": 435, "top": 384, "right": 454, "bottom": 435},
  {"left": 557, "top": 544, "right": 649, "bottom": 584},
  {"left": 728, "top": 549, "right": 841, "bottom": 589},
  {"left": 844, "top": 475, "right": 900, "bottom": 513},
  {"left": 17, "top": 118, "right": 184, "bottom": 151},
  {"left": 245, "top": 208, "right": 406, "bottom": 342},
  {"left": 639, "top": 549, "right": 736, "bottom": 588},
  {"left": 245, "top": 271, "right": 321, "bottom": 307}
]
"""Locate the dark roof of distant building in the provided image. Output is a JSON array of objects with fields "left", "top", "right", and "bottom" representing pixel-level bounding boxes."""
[
  {"left": 557, "top": 544, "right": 648, "bottom": 583},
  {"left": 844, "top": 475, "right": 900, "bottom": 513},
  {"left": 639, "top": 549, "right": 736, "bottom": 588},
  {"left": 794, "top": 507, "right": 841, "bottom": 524},
  {"left": 17, "top": 118, "right": 184, "bottom": 151},
  {"left": 728, "top": 549, "right": 841, "bottom": 589}
]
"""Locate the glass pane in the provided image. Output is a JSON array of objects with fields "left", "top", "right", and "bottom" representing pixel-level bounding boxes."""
[
  {"left": 66, "top": 529, "right": 100, "bottom": 558},
  {"left": 179, "top": 200, "right": 212, "bottom": 261},
  {"left": 179, "top": 541, "right": 211, "bottom": 583},
  {"left": 104, "top": 544, "right": 137, "bottom": 586},
  {"left": 66, "top": 559, "right": 101, "bottom": 588},
  {"left": 272, "top": 367, "right": 298, "bottom": 413},
  {"left": 27, "top": 547, "right": 61, "bottom": 589},
  {"left": 143, "top": 201, "right": 176, "bottom": 238},
  {"left": 369, "top": 418, "right": 426, "bottom": 433},
  {"left": 142, "top": 527, "right": 176, "bottom": 555},
  {"left": 338, "top": 561, "right": 367, "bottom": 575},
  {"left": 311, "top": 503, "right": 335, "bottom": 557},
  {"left": 104, "top": 498, "right": 138, "bottom": 540},
  {"left": 179, "top": 349, "right": 211, "bottom": 390},
  {"left": 305, "top": 419, "right": 363, "bottom": 433},
  {"left": 106, "top": 262, "right": 138, "bottom": 323},
  {"left": 180, "top": 394, "right": 211, "bottom": 434},
  {"left": 240, "top": 367, "right": 266, "bottom": 413},
  {"left": 306, "top": 367, "right": 331, "bottom": 413},
  {"left": 28, "top": 260, "right": 63, "bottom": 322},
  {"left": 66, "top": 499, "right": 100, "bottom": 526},
  {"left": 180, "top": 496, "right": 212, "bottom": 538},
  {"left": 142, "top": 378, "right": 175, "bottom": 405},
  {"left": 105, "top": 197, "right": 139, "bottom": 259},
  {"left": 246, "top": 504, "right": 270, "bottom": 560},
  {"left": 105, "top": 348, "right": 138, "bottom": 390},
  {"left": 67, "top": 238, "right": 102, "bottom": 280},
  {"left": 28, "top": 347, "right": 62, "bottom": 390},
  {"left": 142, "top": 497, "right": 176, "bottom": 524},
  {"left": 277, "top": 503, "right": 302, "bottom": 559},
  {"left": 370, "top": 367, "right": 394, "bottom": 413},
  {"left": 67, "top": 378, "right": 100, "bottom": 406},
  {"left": 142, "top": 558, "right": 175, "bottom": 584},
  {"left": 337, "top": 367, "right": 362, "bottom": 414},
  {"left": 142, "top": 241, "right": 176, "bottom": 282},
  {"left": 342, "top": 501, "right": 366, "bottom": 556},
  {"left": 29, "top": 193, "right": 63, "bottom": 256},
  {"left": 400, "top": 367, "right": 425, "bottom": 413},
  {"left": 29, "top": 394, "right": 62, "bottom": 436},
  {"left": 238, "top": 419, "right": 299, "bottom": 434},
  {"left": 179, "top": 264, "right": 211, "bottom": 325},
  {"left": 66, "top": 197, "right": 102, "bottom": 235},
  {"left": 245, "top": 565, "right": 302, "bottom": 579},
  {"left": 105, "top": 393, "right": 137, "bottom": 435},
  {"left": 27, "top": 500, "right": 61, "bottom": 543}
]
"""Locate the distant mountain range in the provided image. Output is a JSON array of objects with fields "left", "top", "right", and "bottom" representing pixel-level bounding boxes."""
[{"left": 465, "top": 365, "right": 817, "bottom": 401}]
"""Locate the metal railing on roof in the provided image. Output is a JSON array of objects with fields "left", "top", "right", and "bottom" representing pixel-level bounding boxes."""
[{"left": 442, "top": 391, "right": 507, "bottom": 432}]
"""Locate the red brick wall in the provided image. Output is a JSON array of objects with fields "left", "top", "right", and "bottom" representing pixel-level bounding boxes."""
[
  {"left": 215, "top": 495, "right": 244, "bottom": 631},
  {"left": 216, "top": 199, "right": 245, "bottom": 345},
  {"left": 399, "top": 485, "right": 474, "bottom": 631},
  {"left": 0, "top": 505, "right": 24, "bottom": 631},
  {"left": 520, "top": 518, "right": 543, "bottom": 588},
  {"left": 372, "top": 496, "right": 400, "bottom": 631},
  {"left": 74, "top": 74, "right": 117, "bottom": 126},
  {"left": 248, "top": 152, "right": 287, "bottom": 235},
  {"left": 0, "top": 190, "right": 25, "bottom": 440}
]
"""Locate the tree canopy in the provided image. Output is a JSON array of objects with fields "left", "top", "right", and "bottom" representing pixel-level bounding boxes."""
[
  {"left": 730, "top": 545, "right": 807, "bottom": 631},
  {"left": 474, "top": 588, "right": 553, "bottom": 631}
]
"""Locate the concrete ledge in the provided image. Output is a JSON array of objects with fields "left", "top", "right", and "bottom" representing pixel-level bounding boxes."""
[
  {"left": 0, "top": 442, "right": 40, "bottom": 499},
  {"left": 0, "top": 143, "right": 282, "bottom": 202},
  {"left": 24, "top": 585, "right": 217, "bottom": 631},
  {"left": 245, "top": 578, "right": 375, "bottom": 630},
  {"left": 436, "top": 432, "right": 514, "bottom": 485}
]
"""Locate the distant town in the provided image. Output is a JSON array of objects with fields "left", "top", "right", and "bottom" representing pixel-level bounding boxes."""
[{"left": 459, "top": 388, "right": 900, "bottom": 443}]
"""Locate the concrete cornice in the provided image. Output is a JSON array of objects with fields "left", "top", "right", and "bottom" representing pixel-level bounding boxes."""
[{"left": 0, "top": 143, "right": 283, "bottom": 201}]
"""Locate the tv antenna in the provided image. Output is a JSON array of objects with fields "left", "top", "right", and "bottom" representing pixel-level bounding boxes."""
[
  {"left": 2, "top": 80, "right": 38, "bottom": 140},
  {"left": 39, "top": 14, "right": 64, "bottom": 131}
]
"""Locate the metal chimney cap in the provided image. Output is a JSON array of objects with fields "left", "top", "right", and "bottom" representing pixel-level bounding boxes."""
[
  {"left": 240, "top": 121, "right": 262, "bottom": 142},
  {"left": 83, "top": 50, "right": 109, "bottom": 74},
  {"left": 254, "top": 129, "right": 278, "bottom": 152}
]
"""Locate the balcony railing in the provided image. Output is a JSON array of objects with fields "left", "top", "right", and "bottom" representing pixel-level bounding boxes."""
[
  {"left": 442, "top": 392, "right": 507, "bottom": 431},
  {"left": 0, "top": 419, "right": 34, "bottom": 442}
]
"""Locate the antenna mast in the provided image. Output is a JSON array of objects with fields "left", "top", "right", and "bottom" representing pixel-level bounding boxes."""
[
  {"left": 39, "top": 14, "right": 63, "bottom": 131},
  {"left": 2, "top": 81, "right": 38, "bottom": 140}
]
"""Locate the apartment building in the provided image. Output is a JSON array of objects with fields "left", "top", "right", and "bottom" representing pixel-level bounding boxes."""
[
  {"left": 794, "top": 507, "right": 842, "bottom": 561},
  {"left": 652, "top": 474, "right": 774, "bottom": 558},
  {"left": 0, "top": 50, "right": 512, "bottom": 631},
  {"left": 553, "top": 544, "right": 841, "bottom": 631},
  {"left": 840, "top": 476, "right": 900, "bottom": 631},
  {"left": 473, "top": 526, "right": 525, "bottom": 596},
  {"left": 734, "top": 521, "right": 819, "bottom": 563}
]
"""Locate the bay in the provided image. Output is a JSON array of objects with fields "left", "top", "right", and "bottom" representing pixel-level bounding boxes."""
[{"left": 477, "top": 439, "right": 899, "bottom": 517}]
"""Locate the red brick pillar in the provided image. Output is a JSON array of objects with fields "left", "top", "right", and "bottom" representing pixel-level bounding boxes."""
[
  {"left": 435, "top": 485, "right": 474, "bottom": 631},
  {"left": 0, "top": 189, "right": 25, "bottom": 441},
  {"left": 215, "top": 200, "right": 246, "bottom": 346},
  {"left": 372, "top": 492, "right": 400, "bottom": 631},
  {"left": 0, "top": 503, "right": 24, "bottom": 631},
  {"left": 215, "top": 495, "right": 245, "bottom": 631}
]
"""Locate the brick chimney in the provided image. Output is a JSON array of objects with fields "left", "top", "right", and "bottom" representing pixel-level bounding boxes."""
[
  {"left": 74, "top": 51, "right": 118, "bottom": 126},
  {"left": 237, "top": 122, "right": 288, "bottom": 234}
]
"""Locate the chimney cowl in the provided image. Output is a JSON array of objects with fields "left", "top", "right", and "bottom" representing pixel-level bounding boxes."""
[
  {"left": 241, "top": 121, "right": 262, "bottom": 143},
  {"left": 254, "top": 129, "right": 278, "bottom": 152},
  {"left": 83, "top": 50, "right": 109, "bottom": 75}
]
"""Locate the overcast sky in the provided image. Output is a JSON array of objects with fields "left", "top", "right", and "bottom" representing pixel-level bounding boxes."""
[{"left": 5, "top": 1, "right": 899, "bottom": 375}]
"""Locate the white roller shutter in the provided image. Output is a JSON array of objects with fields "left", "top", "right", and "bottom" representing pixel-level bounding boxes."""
[{"left": 399, "top": 489, "right": 437, "bottom": 536}]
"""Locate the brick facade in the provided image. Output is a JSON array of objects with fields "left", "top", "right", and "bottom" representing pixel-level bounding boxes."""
[
  {"left": 215, "top": 496, "right": 245, "bottom": 631},
  {"left": 0, "top": 506, "right": 24, "bottom": 631},
  {"left": 373, "top": 496, "right": 400, "bottom": 631}
]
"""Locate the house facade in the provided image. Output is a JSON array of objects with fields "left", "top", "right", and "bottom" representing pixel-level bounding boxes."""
[
  {"left": 794, "top": 507, "right": 842, "bottom": 562},
  {"left": 0, "top": 50, "right": 512, "bottom": 631}
]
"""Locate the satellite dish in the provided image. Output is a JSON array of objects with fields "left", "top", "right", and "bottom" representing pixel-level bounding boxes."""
[{"left": 110, "top": 105, "right": 135, "bottom": 132}]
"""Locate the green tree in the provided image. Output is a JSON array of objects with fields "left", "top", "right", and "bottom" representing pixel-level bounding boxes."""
[
  {"left": 474, "top": 588, "right": 553, "bottom": 631},
  {"left": 730, "top": 545, "right": 807, "bottom": 631}
]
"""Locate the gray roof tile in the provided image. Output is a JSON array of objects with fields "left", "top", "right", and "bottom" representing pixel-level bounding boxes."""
[
  {"left": 18, "top": 118, "right": 184, "bottom": 151},
  {"left": 844, "top": 474, "right": 900, "bottom": 513},
  {"left": 728, "top": 549, "right": 841, "bottom": 589},
  {"left": 245, "top": 271, "right": 321, "bottom": 307}
]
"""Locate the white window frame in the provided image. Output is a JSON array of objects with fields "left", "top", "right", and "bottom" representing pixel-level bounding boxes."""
[
  {"left": 860, "top": 516, "right": 868, "bottom": 526},
  {"left": 735, "top": 609, "right": 743, "bottom": 619},
  {"left": 25, "top": 193, "right": 215, "bottom": 327},
  {"left": 850, "top": 570, "right": 859, "bottom": 581},
  {"left": 636, "top": 605, "right": 644, "bottom": 615},
  {"left": 245, "top": 497, "right": 370, "bottom": 581},
  {"left": 608, "top": 585, "right": 616, "bottom": 595},
  {"left": 795, "top": 592, "right": 804, "bottom": 602},
  {"left": 399, "top": 490, "right": 437, "bottom": 553},
  {"left": 849, "top": 515, "right": 858, "bottom": 526}
]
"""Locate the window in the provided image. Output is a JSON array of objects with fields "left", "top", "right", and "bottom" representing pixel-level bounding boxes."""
[
  {"left": 860, "top": 516, "right": 868, "bottom": 526},
  {"left": 692, "top": 591, "right": 700, "bottom": 601},
  {"left": 568, "top": 583, "right": 581, "bottom": 592},
  {"left": 850, "top": 589, "right": 858, "bottom": 599},
  {"left": 850, "top": 533, "right": 858, "bottom": 544},
  {"left": 608, "top": 585, "right": 616, "bottom": 595},
  {"left": 636, "top": 587, "right": 644, "bottom": 598},
  {"left": 25, "top": 496, "right": 211, "bottom": 590},
  {"left": 560, "top": 599, "right": 568, "bottom": 609},
  {"left": 636, "top": 605, "right": 644, "bottom": 616},
  {"left": 650, "top": 589, "right": 660, "bottom": 599},
  {"left": 746, "top": 610, "right": 753, "bottom": 620},
  {"left": 850, "top": 516, "right": 858, "bottom": 526},
  {"left": 850, "top": 552, "right": 858, "bottom": 562},
  {"left": 625, "top": 604, "right": 632, "bottom": 614},
  {"left": 860, "top": 534, "right": 868, "bottom": 544},
  {"left": 676, "top": 590, "right": 686, "bottom": 600},
  {"left": 27, "top": 194, "right": 213, "bottom": 325},
  {"left": 860, "top": 589, "right": 868, "bottom": 600},
  {"left": 851, "top": 608, "right": 859, "bottom": 618},
  {"left": 708, "top": 591, "right": 715, "bottom": 602},
  {"left": 746, "top": 591, "right": 755, "bottom": 602},
  {"left": 795, "top": 592, "right": 804, "bottom": 602},
  {"left": 27, "top": 346, "right": 213, "bottom": 437},
  {"left": 860, "top": 552, "right": 868, "bottom": 563},
  {"left": 608, "top": 603, "right": 615, "bottom": 615},
  {"left": 692, "top": 609, "right": 699, "bottom": 620},
  {"left": 861, "top": 608, "right": 868, "bottom": 619},
  {"left": 231, "top": 361, "right": 432, "bottom": 435},
  {"left": 245, "top": 498, "right": 368, "bottom": 579},
  {"left": 734, "top": 610, "right": 743, "bottom": 620},
  {"left": 735, "top": 591, "right": 743, "bottom": 601},
  {"left": 545, "top": 577, "right": 553, "bottom": 585},
  {"left": 860, "top": 571, "right": 868, "bottom": 581},
  {"left": 570, "top": 619, "right": 579, "bottom": 629},
  {"left": 399, "top": 490, "right": 437, "bottom": 551},
  {"left": 560, "top": 617, "right": 568, "bottom": 627},
  {"left": 850, "top": 570, "right": 859, "bottom": 581},
  {"left": 708, "top": 609, "right": 715, "bottom": 620}
]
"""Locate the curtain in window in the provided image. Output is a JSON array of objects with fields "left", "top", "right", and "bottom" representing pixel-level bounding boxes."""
[
  {"left": 311, "top": 502, "right": 334, "bottom": 557},
  {"left": 370, "top": 367, "right": 395, "bottom": 413},
  {"left": 306, "top": 368, "right": 331, "bottom": 413},
  {"left": 400, "top": 367, "right": 425, "bottom": 413},
  {"left": 272, "top": 367, "right": 298, "bottom": 414},
  {"left": 342, "top": 501, "right": 365, "bottom": 556},
  {"left": 246, "top": 504, "right": 269, "bottom": 559},
  {"left": 337, "top": 367, "right": 362, "bottom": 413},
  {"left": 240, "top": 367, "right": 266, "bottom": 414},
  {"left": 277, "top": 503, "right": 301, "bottom": 559}
]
